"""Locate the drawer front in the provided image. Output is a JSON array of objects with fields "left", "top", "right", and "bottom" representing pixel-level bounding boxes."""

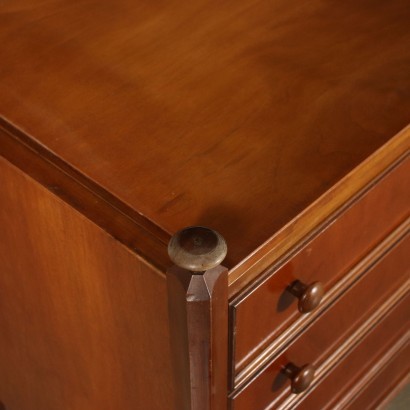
[
  {"left": 289, "top": 294, "right": 410, "bottom": 410},
  {"left": 230, "top": 233, "right": 409, "bottom": 410},
  {"left": 232, "top": 157, "right": 409, "bottom": 376},
  {"left": 345, "top": 337, "right": 410, "bottom": 410}
]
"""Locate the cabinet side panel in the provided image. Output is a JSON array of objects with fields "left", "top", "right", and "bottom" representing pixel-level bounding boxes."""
[{"left": 0, "top": 157, "right": 175, "bottom": 410}]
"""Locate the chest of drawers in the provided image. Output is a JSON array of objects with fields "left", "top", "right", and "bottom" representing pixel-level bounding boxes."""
[{"left": 0, "top": 1, "right": 409, "bottom": 409}]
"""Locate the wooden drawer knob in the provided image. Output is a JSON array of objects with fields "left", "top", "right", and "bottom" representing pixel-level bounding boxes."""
[
  {"left": 288, "top": 280, "right": 324, "bottom": 313},
  {"left": 283, "top": 363, "right": 315, "bottom": 394},
  {"left": 168, "top": 226, "right": 227, "bottom": 272}
]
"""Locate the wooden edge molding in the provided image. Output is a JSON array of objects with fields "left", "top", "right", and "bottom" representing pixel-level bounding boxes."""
[
  {"left": 333, "top": 334, "right": 410, "bottom": 409},
  {"left": 1, "top": 116, "right": 409, "bottom": 290},
  {"left": 228, "top": 126, "right": 410, "bottom": 297},
  {"left": 376, "top": 371, "right": 410, "bottom": 410},
  {"left": 0, "top": 117, "right": 171, "bottom": 274},
  {"left": 167, "top": 265, "right": 228, "bottom": 410},
  {"left": 230, "top": 218, "right": 409, "bottom": 391},
  {"left": 278, "top": 285, "right": 410, "bottom": 410}
]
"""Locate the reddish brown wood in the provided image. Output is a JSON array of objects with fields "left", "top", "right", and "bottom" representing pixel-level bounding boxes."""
[
  {"left": 1, "top": 0, "right": 410, "bottom": 275},
  {"left": 346, "top": 342, "right": 410, "bottom": 410},
  {"left": 378, "top": 376, "right": 410, "bottom": 410},
  {"left": 295, "top": 296, "right": 410, "bottom": 410},
  {"left": 232, "top": 158, "right": 409, "bottom": 374},
  {"left": 0, "top": 2, "right": 409, "bottom": 409},
  {"left": 167, "top": 266, "right": 228, "bottom": 410},
  {"left": 283, "top": 363, "right": 316, "bottom": 394},
  {"left": 0, "top": 158, "right": 175, "bottom": 409},
  {"left": 230, "top": 232, "right": 409, "bottom": 409},
  {"left": 227, "top": 137, "right": 409, "bottom": 296},
  {"left": 287, "top": 281, "right": 324, "bottom": 314},
  {"left": 0, "top": 120, "right": 170, "bottom": 272}
]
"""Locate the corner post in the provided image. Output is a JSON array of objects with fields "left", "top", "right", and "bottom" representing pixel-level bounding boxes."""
[{"left": 167, "top": 226, "right": 228, "bottom": 410}]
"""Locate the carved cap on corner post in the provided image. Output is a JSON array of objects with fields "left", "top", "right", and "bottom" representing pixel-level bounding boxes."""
[
  {"left": 168, "top": 226, "right": 228, "bottom": 273},
  {"left": 167, "top": 226, "right": 229, "bottom": 410}
]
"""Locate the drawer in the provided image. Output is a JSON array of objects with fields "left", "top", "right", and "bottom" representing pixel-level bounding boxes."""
[
  {"left": 288, "top": 293, "right": 410, "bottom": 410},
  {"left": 231, "top": 157, "right": 409, "bottom": 379},
  {"left": 345, "top": 337, "right": 410, "bottom": 410},
  {"left": 229, "top": 231, "right": 410, "bottom": 410}
]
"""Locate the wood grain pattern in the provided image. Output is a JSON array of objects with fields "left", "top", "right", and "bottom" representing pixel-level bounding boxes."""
[
  {"left": 230, "top": 232, "right": 409, "bottom": 409},
  {"left": 0, "top": 119, "right": 170, "bottom": 272},
  {"left": 346, "top": 342, "right": 410, "bottom": 410},
  {"left": 229, "top": 134, "right": 409, "bottom": 298},
  {"left": 1, "top": 0, "right": 410, "bottom": 280},
  {"left": 0, "top": 157, "right": 175, "bottom": 410},
  {"left": 232, "top": 219, "right": 410, "bottom": 390},
  {"left": 232, "top": 157, "right": 409, "bottom": 377},
  {"left": 291, "top": 295, "right": 410, "bottom": 410},
  {"left": 167, "top": 266, "right": 228, "bottom": 410},
  {"left": 1, "top": 2, "right": 410, "bottom": 409},
  {"left": 279, "top": 285, "right": 409, "bottom": 410}
]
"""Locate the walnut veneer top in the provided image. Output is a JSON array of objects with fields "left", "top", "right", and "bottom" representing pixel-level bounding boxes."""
[{"left": 1, "top": 0, "right": 409, "bottom": 270}]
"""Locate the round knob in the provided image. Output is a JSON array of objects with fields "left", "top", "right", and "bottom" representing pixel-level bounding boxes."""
[
  {"left": 283, "top": 363, "right": 315, "bottom": 394},
  {"left": 168, "top": 226, "right": 227, "bottom": 272},
  {"left": 288, "top": 280, "right": 324, "bottom": 313}
]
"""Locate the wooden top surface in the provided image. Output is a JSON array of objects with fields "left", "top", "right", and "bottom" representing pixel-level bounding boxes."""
[{"left": 1, "top": 0, "right": 410, "bottom": 273}]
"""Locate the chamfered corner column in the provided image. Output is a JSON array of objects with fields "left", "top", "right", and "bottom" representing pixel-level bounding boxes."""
[{"left": 167, "top": 226, "right": 229, "bottom": 410}]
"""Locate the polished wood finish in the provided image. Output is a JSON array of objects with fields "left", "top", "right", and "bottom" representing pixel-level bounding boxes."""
[
  {"left": 294, "top": 295, "right": 410, "bottom": 410},
  {"left": 1, "top": 0, "right": 410, "bottom": 283},
  {"left": 168, "top": 227, "right": 227, "bottom": 272},
  {"left": 167, "top": 227, "right": 228, "bottom": 410},
  {"left": 0, "top": 158, "right": 175, "bottom": 409},
  {"left": 232, "top": 158, "right": 409, "bottom": 376},
  {"left": 346, "top": 342, "right": 410, "bottom": 410},
  {"left": 1, "top": 2, "right": 410, "bottom": 409},
  {"left": 279, "top": 288, "right": 410, "bottom": 410},
  {"left": 283, "top": 363, "right": 316, "bottom": 394},
  {"left": 0, "top": 120, "right": 170, "bottom": 272},
  {"left": 287, "top": 281, "right": 324, "bottom": 314},
  {"left": 167, "top": 265, "right": 228, "bottom": 410},
  {"left": 233, "top": 172, "right": 409, "bottom": 390},
  {"left": 1, "top": 120, "right": 408, "bottom": 298},
  {"left": 228, "top": 131, "right": 409, "bottom": 296},
  {"left": 230, "top": 230, "right": 409, "bottom": 409}
]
